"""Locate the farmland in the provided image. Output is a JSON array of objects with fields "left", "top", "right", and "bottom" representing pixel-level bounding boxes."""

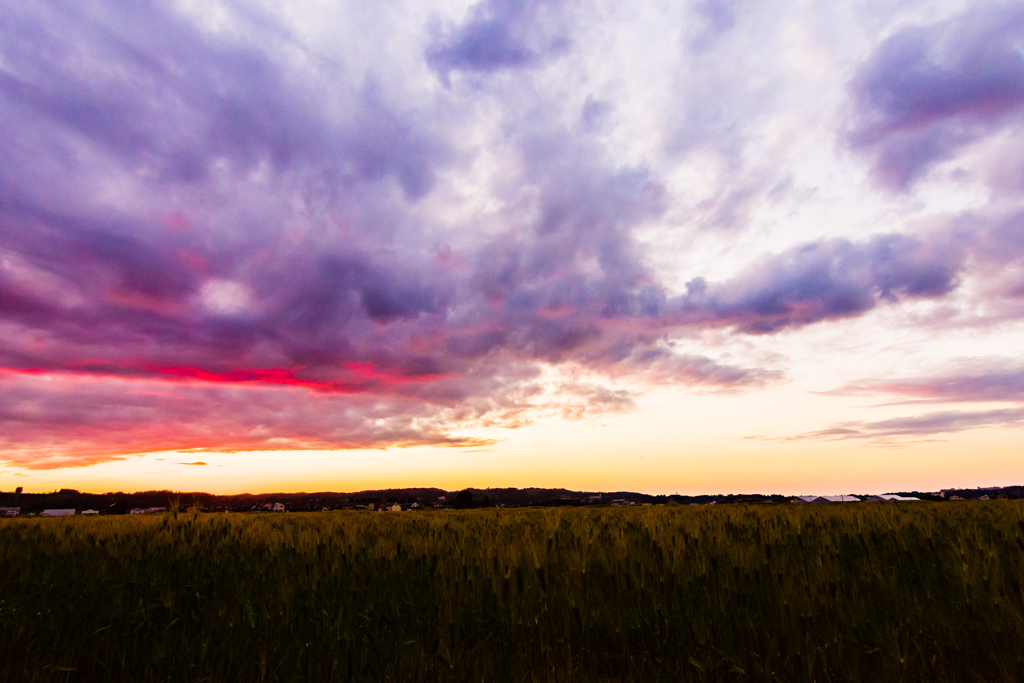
[{"left": 1, "top": 502, "right": 1023, "bottom": 682}]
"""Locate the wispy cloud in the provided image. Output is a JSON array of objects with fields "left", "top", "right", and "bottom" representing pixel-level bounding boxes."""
[
  {"left": 826, "top": 362, "right": 1024, "bottom": 404},
  {"left": 787, "top": 408, "right": 1024, "bottom": 442}
]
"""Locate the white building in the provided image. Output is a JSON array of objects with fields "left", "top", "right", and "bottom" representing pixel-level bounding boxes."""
[
  {"left": 40, "top": 509, "right": 76, "bottom": 517},
  {"left": 81, "top": 509, "right": 99, "bottom": 515},
  {"left": 0, "top": 507, "right": 19, "bottom": 517},
  {"left": 130, "top": 508, "right": 146, "bottom": 514},
  {"left": 272, "top": 502, "right": 285, "bottom": 512},
  {"left": 865, "top": 494, "right": 920, "bottom": 502}
]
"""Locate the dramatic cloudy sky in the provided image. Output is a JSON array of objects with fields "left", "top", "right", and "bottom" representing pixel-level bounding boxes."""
[{"left": 2, "top": 0, "right": 1023, "bottom": 494}]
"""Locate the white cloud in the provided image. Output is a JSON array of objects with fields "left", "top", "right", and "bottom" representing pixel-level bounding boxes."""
[{"left": 199, "top": 280, "right": 254, "bottom": 316}]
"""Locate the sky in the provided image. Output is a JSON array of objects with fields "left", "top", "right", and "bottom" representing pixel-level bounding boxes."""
[{"left": 1, "top": 0, "right": 1023, "bottom": 496}]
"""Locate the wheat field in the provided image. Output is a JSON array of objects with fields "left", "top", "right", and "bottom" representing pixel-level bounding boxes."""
[{"left": 1, "top": 502, "right": 1022, "bottom": 682}]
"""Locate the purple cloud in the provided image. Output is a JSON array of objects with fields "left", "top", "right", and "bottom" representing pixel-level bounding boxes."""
[
  {"left": 427, "top": 0, "right": 570, "bottom": 78},
  {"left": 0, "top": 4, "right": 445, "bottom": 199},
  {"left": 3, "top": 1, "right": 1020, "bottom": 469},
  {"left": 0, "top": 0, "right": 728, "bottom": 466},
  {"left": 679, "top": 233, "right": 963, "bottom": 333},
  {"left": 827, "top": 362, "right": 1024, "bottom": 404},
  {"left": 787, "top": 408, "right": 1024, "bottom": 442},
  {"left": 848, "top": 3, "right": 1024, "bottom": 189},
  {"left": 688, "top": 0, "right": 746, "bottom": 52}
]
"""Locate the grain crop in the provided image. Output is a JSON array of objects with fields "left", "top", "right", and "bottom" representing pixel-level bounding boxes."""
[{"left": 1, "top": 502, "right": 1023, "bottom": 682}]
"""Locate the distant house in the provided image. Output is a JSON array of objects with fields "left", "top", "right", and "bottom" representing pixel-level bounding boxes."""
[
  {"left": 130, "top": 507, "right": 165, "bottom": 514},
  {"left": 949, "top": 495, "right": 963, "bottom": 501},
  {"left": 979, "top": 495, "right": 991, "bottom": 500},
  {"left": 81, "top": 509, "right": 99, "bottom": 515},
  {"left": 865, "top": 494, "right": 920, "bottom": 502},
  {"left": 0, "top": 507, "right": 19, "bottom": 517},
  {"left": 409, "top": 502, "right": 420, "bottom": 510},
  {"left": 790, "top": 496, "right": 818, "bottom": 503},
  {"left": 40, "top": 509, "right": 76, "bottom": 517},
  {"left": 811, "top": 495, "right": 860, "bottom": 503},
  {"left": 272, "top": 502, "right": 285, "bottom": 512},
  {"left": 387, "top": 503, "right": 401, "bottom": 512}
]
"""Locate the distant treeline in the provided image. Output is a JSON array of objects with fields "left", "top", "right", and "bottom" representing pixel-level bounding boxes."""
[{"left": 5, "top": 485, "right": 1018, "bottom": 515}]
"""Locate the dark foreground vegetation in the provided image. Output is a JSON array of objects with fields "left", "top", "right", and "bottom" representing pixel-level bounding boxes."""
[{"left": 1, "top": 502, "right": 1023, "bottom": 682}]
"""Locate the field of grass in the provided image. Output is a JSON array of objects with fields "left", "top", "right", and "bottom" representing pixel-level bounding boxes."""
[{"left": 1, "top": 502, "right": 1023, "bottom": 682}]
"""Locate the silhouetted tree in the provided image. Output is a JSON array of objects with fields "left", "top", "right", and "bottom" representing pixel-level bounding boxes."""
[{"left": 454, "top": 489, "right": 474, "bottom": 509}]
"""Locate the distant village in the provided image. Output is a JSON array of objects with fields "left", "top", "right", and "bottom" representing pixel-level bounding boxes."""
[{"left": 1, "top": 484, "right": 1020, "bottom": 518}]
